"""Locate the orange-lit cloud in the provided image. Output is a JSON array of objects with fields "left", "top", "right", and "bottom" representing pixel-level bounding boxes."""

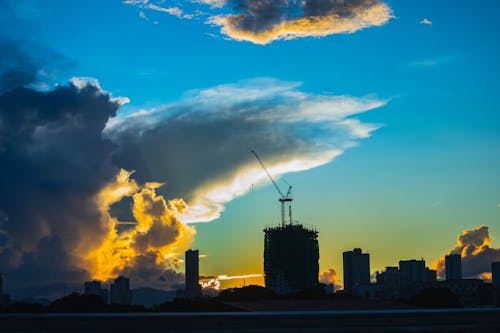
[
  {"left": 201, "top": 273, "right": 264, "bottom": 290},
  {"left": 210, "top": 2, "right": 392, "bottom": 45},
  {"left": 319, "top": 267, "right": 342, "bottom": 291},
  {"left": 431, "top": 225, "right": 500, "bottom": 280},
  {"left": 82, "top": 169, "right": 195, "bottom": 283},
  {"left": 125, "top": 0, "right": 392, "bottom": 44}
]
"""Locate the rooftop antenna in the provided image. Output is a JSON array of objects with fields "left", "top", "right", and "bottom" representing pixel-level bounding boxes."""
[{"left": 251, "top": 150, "right": 293, "bottom": 227}]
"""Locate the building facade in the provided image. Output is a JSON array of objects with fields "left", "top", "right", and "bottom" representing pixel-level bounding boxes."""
[
  {"left": 445, "top": 254, "right": 462, "bottom": 280},
  {"left": 185, "top": 249, "right": 202, "bottom": 299},
  {"left": 110, "top": 276, "right": 132, "bottom": 305},
  {"left": 492, "top": 261, "right": 500, "bottom": 287},
  {"left": 84, "top": 280, "right": 109, "bottom": 303},
  {"left": 264, "top": 224, "right": 319, "bottom": 295},
  {"left": 399, "top": 259, "right": 426, "bottom": 286},
  {"left": 343, "top": 248, "right": 370, "bottom": 295}
]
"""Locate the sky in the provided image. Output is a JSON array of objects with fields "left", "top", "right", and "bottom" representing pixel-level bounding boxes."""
[{"left": 0, "top": 0, "right": 500, "bottom": 298}]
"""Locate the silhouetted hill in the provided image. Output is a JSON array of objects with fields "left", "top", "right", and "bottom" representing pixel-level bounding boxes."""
[
  {"left": 132, "top": 287, "right": 176, "bottom": 307},
  {"left": 218, "top": 285, "right": 277, "bottom": 301},
  {"left": 410, "top": 287, "right": 462, "bottom": 308},
  {"left": 48, "top": 293, "right": 106, "bottom": 312},
  {"left": 154, "top": 298, "right": 246, "bottom": 312}
]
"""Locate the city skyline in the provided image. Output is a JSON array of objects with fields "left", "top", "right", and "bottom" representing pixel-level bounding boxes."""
[{"left": 0, "top": 0, "right": 500, "bottom": 300}]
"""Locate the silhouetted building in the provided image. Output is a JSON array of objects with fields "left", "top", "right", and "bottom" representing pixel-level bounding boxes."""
[
  {"left": 399, "top": 259, "right": 426, "bottom": 285},
  {"left": 343, "top": 248, "right": 370, "bottom": 295},
  {"left": 376, "top": 260, "right": 434, "bottom": 300},
  {"left": 492, "top": 261, "right": 500, "bottom": 287},
  {"left": 445, "top": 254, "right": 462, "bottom": 280},
  {"left": 324, "top": 283, "right": 335, "bottom": 294},
  {"left": 440, "top": 279, "right": 484, "bottom": 306},
  {"left": 185, "top": 249, "right": 202, "bottom": 299},
  {"left": 425, "top": 267, "right": 437, "bottom": 282},
  {"left": 110, "top": 276, "right": 132, "bottom": 305},
  {"left": 0, "top": 272, "right": 10, "bottom": 307},
  {"left": 377, "top": 266, "right": 402, "bottom": 299},
  {"left": 264, "top": 224, "right": 319, "bottom": 295},
  {"left": 84, "top": 280, "right": 109, "bottom": 303}
]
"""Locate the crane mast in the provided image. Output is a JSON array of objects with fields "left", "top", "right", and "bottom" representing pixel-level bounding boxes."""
[{"left": 251, "top": 150, "right": 293, "bottom": 227}]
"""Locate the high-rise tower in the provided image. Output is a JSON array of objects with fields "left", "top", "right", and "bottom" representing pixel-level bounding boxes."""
[
  {"left": 185, "top": 249, "right": 202, "bottom": 299},
  {"left": 445, "top": 254, "right": 462, "bottom": 280},
  {"left": 264, "top": 224, "right": 319, "bottom": 295},
  {"left": 343, "top": 248, "right": 370, "bottom": 294}
]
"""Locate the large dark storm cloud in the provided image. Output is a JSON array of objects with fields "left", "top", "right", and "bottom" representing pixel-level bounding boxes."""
[{"left": 0, "top": 41, "right": 122, "bottom": 298}]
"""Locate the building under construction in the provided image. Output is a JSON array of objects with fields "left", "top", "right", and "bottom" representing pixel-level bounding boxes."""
[
  {"left": 251, "top": 150, "right": 320, "bottom": 295},
  {"left": 264, "top": 224, "right": 319, "bottom": 295}
]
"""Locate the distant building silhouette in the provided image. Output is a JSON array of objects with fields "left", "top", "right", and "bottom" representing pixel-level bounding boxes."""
[
  {"left": 425, "top": 267, "right": 437, "bottom": 282},
  {"left": 376, "top": 266, "right": 402, "bottom": 299},
  {"left": 84, "top": 280, "right": 109, "bottom": 303},
  {"left": 343, "top": 248, "right": 370, "bottom": 294},
  {"left": 185, "top": 249, "right": 202, "bottom": 299},
  {"left": 399, "top": 259, "right": 426, "bottom": 285},
  {"left": 375, "top": 260, "right": 436, "bottom": 300},
  {"left": 264, "top": 224, "right": 319, "bottom": 295},
  {"left": 0, "top": 272, "right": 10, "bottom": 307},
  {"left": 445, "top": 254, "right": 462, "bottom": 280},
  {"left": 110, "top": 276, "right": 132, "bottom": 305},
  {"left": 492, "top": 261, "right": 500, "bottom": 287}
]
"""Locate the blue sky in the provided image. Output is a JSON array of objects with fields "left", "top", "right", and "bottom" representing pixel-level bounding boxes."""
[{"left": 1, "top": 0, "right": 500, "bottom": 291}]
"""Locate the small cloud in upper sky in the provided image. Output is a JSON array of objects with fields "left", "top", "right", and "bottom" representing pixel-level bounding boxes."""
[
  {"left": 407, "top": 55, "right": 456, "bottom": 68},
  {"left": 193, "top": 0, "right": 227, "bottom": 8},
  {"left": 420, "top": 18, "right": 432, "bottom": 26},
  {"left": 124, "top": 0, "right": 393, "bottom": 44},
  {"left": 139, "top": 11, "right": 149, "bottom": 21}
]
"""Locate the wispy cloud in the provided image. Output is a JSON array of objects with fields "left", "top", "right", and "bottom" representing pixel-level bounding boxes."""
[
  {"left": 407, "top": 55, "right": 456, "bottom": 68},
  {"left": 124, "top": 0, "right": 197, "bottom": 21},
  {"left": 420, "top": 18, "right": 432, "bottom": 26},
  {"left": 124, "top": 0, "right": 393, "bottom": 44},
  {"left": 147, "top": 4, "right": 195, "bottom": 19}
]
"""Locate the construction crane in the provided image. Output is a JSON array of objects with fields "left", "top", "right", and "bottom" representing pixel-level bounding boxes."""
[{"left": 251, "top": 150, "right": 293, "bottom": 227}]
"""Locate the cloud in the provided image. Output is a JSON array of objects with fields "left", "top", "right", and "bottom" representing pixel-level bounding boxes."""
[
  {"left": 124, "top": 0, "right": 393, "bottom": 44},
  {"left": 0, "top": 77, "right": 119, "bottom": 290},
  {"left": 420, "top": 18, "right": 432, "bottom": 25},
  {"left": 200, "top": 273, "right": 263, "bottom": 291},
  {"left": 210, "top": 0, "right": 393, "bottom": 44},
  {"left": 319, "top": 267, "right": 342, "bottom": 290},
  {"left": 124, "top": 1, "right": 196, "bottom": 20},
  {"left": 85, "top": 169, "right": 195, "bottom": 285},
  {"left": 407, "top": 56, "right": 456, "bottom": 68},
  {"left": 0, "top": 40, "right": 73, "bottom": 94},
  {"left": 0, "top": 42, "right": 386, "bottom": 298},
  {"left": 194, "top": 0, "right": 227, "bottom": 8},
  {"left": 147, "top": 4, "right": 194, "bottom": 20},
  {"left": 0, "top": 43, "right": 193, "bottom": 297},
  {"left": 106, "top": 78, "right": 386, "bottom": 222},
  {"left": 431, "top": 226, "right": 500, "bottom": 280}
]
